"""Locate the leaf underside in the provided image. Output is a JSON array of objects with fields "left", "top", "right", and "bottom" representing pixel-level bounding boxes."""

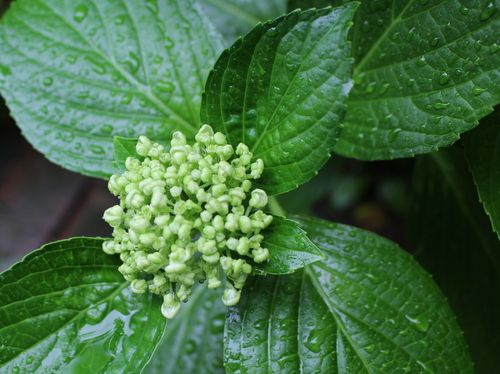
[
  {"left": 0, "top": 0, "right": 224, "bottom": 177},
  {"left": 224, "top": 216, "right": 472, "bottom": 373},
  {"left": 0, "top": 237, "right": 165, "bottom": 373},
  {"left": 464, "top": 109, "right": 500, "bottom": 241},
  {"left": 202, "top": 4, "right": 357, "bottom": 195},
  {"left": 409, "top": 147, "right": 500, "bottom": 372}
]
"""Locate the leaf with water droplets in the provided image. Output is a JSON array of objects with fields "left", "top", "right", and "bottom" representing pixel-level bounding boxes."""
[
  {"left": 255, "top": 216, "right": 324, "bottom": 275},
  {"left": 202, "top": 4, "right": 357, "bottom": 195},
  {"left": 0, "top": 237, "right": 166, "bottom": 373},
  {"left": 0, "top": 0, "right": 224, "bottom": 177},
  {"left": 144, "top": 287, "right": 226, "bottom": 374},
  {"left": 290, "top": 0, "right": 500, "bottom": 160},
  {"left": 464, "top": 109, "right": 500, "bottom": 241},
  {"left": 198, "top": 0, "right": 287, "bottom": 46},
  {"left": 224, "top": 216, "right": 473, "bottom": 373},
  {"left": 409, "top": 145, "right": 500, "bottom": 372}
]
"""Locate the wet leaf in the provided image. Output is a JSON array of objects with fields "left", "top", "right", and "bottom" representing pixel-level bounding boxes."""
[
  {"left": 144, "top": 287, "right": 226, "bottom": 374},
  {"left": 202, "top": 4, "right": 357, "bottom": 195},
  {"left": 0, "top": 0, "right": 224, "bottom": 177},
  {"left": 255, "top": 216, "right": 324, "bottom": 275},
  {"left": 225, "top": 216, "right": 472, "bottom": 373},
  {"left": 0, "top": 237, "right": 165, "bottom": 373}
]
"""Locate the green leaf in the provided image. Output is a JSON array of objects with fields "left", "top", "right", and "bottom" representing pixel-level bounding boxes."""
[
  {"left": 144, "top": 287, "right": 225, "bottom": 374},
  {"left": 224, "top": 216, "right": 472, "bottom": 373},
  {"left": 464, "top": 109, "right": 500, "bottom": 241},
  {"left": 0, "top": 237, "right": 166, "bottom": 373},
  {"left": 254, "top": 216, "right": 324, "bottom": 275},
  {"left": 198, "top": 0, "right": 287, "bottom": 45},
  {"left": 113, "top": 136, "right": 141, "bottom": 173},
  {"left": 202, "top": 4, "right": 357, "bottom": 195},
  {"left": 409, "top": 147, "right": 500, "bottom": 373},
  {"left": 331, "top": 0, "right": 500, "bottom": 160},
  {"left": 0, "top": 0, "right": 224, "bottom": 178}
]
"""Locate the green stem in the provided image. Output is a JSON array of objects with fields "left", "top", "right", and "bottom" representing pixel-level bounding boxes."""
[{"left": 268, "top": 196, "right": 286, "bottom": 217}]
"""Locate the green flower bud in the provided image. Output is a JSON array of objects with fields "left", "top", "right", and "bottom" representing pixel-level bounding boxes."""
[
  {"left": 102, "top": 126, "right": 272, "bottom": 319},
  {"left": 249, "top": 189, "right": 268, "bottom": 209},
  {"left": 131, "top": 279, "right": 148, "bottom": 294},
  {"left": 161, "top": 293, "right": 181, "bottom": 319},
  {"left": 103, "top": 205, "right": 124, "bottom": 227}
]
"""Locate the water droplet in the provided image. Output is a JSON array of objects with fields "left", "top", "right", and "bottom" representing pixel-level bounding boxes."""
[
  {"left": 433, "top": 100, "right": 449, "bottom": 110},
  {"left": 304, "top": 329, "right": 324, "bottom": 353},
  {"left": 480, "top": 2, "right": 497, "bottom": 21},
  {"left": 472, "top": 86, "right": 487, "bottom": 96},
  {"left": 438, "top": 72, "right": 450, "bottom": 85},
  {"left": 405, "top": 313, "right": 430, "bottom": 332},
  {"left": 115, "top": 15, "right": 125, "bottom": 25},
  {"left": 416, "top": 56, "right": 426, "bottom": 67},
  {"left": 125, "top": 52, "right": 141, "bottom": 74},
  {"left": 73, "top": 4, "right": 88, "bottom": 23},
  {"left": 43, "top": 77, "right": 53, "bottom": 87},
  {"left": 157, "top": 80, "right": 175, "bottom": 93},
  {"left": 165, "top": 37, "right": 175, "bottom": 49},
  {"left": 101, "top": 124, "right": 114, "bottom": 134},
  {"left": 146, "top": 0, "right": 159, "bottom": 14},
  {"left": 90, "top": 144, "right": 105, "bottom": 155},
  {"left": 365, "top": 81, "right": 377, "bottom": 94},
  {"left": 185, "top": 339, "right": 196, "bottom": 354},
  {"left": 429, "top": 37, "right": 439, "bottom": 47},
  {"left": 459, "top": 6, "right": 469, "bottom": 15}
]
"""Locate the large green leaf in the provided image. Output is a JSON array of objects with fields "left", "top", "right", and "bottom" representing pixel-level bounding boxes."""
[
  {"left": 0, "top": 0, "right": 224, "bottom": 177},
  {"left": 0, "top": 237, "right": 166, "bottom": 373},
  {"left": 464, "top": 109, "right": 500, "bottom": 241},
  {"left": 224, "top": 216, "right": 472, "bottom": 373},
  {"left": 198, "top": 0, "right": 287, "bottom": 45},
  {"left": 144, "top": 287, "right": 225, "bottom": 374},
  {"left": 255, "top": 216, "right": 324, "bottom": 275},
  {"left": 409, "top": 147, "right": 500, "bottom": 373},
  {"left": 290, "top": 0, "right": 500, "bottom": 160},
  {"left": 202, "top": 4, "right": 357, "bottom": 195}
]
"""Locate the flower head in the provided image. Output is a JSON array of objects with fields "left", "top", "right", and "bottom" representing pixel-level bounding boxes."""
[{"left": 102, "top": 125, "right": 272, "bottom": 318}]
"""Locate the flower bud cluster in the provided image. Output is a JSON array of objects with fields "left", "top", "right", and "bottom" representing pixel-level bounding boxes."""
[{"left": 102, "top": 125, "right": 272, "bottom": 318}]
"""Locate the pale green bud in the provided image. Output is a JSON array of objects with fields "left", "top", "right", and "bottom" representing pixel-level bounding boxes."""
[
  {"left": 222, "top": 284, "right": 241, "bottom": 306},
  {"left": 252, "top": 247, "right": 270, "bottom": 263},
  {"left": 250, "top": 159, "right": 264, "bottom": 179},
  {"left": 214, "top": 132, "right": 227, "bottom": 145},
  {"left": 195, "top": 124, "right": 214, "bottom": 144},
  {"left": 131, "top": 279, "right": 148, "bottom": 294},
  {"left": 239, "top": 215, "right": 252, "bottom": 234},
  {"left": 249, "top": 189, "right": 268, "bottom": 209},
  {"left": 236, "top": 237, "right": 250, "bottom": 256},
  {"left": 103, "top": 205, "right": 124, "bottom": 227},
  {"left": 170, "top": 186, "right": 182, "bottom": 197},
  {"left": 161, "top": 293, "right": 181, "bottom": 319},
  {"left": 171, "top": 131, "right": 187, "bottom": 146},
  {"left": 136, "top": 136, "right": 153, "bottom": 157},
  {"left": 102, "top": 240, "right": 117, "bottom": 255}
]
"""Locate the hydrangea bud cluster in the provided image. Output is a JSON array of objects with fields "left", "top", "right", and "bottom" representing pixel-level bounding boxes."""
[{"left": 102, "top": 125, "right": 273, "bottom": 319}]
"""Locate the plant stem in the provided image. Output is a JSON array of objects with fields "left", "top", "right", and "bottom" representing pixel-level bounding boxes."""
[{"left": 268, "top": 196, "right": 286, "bottom": 217}]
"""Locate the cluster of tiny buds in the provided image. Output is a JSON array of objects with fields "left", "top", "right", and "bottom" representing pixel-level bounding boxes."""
[{"left": 102, "top": 125, "right": 273, "bottom": 318}]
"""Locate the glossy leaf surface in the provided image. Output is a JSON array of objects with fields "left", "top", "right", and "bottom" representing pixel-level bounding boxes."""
[
  {"left": 0, "top": 0, "right": 224, "bottom": 177},
  {"left": 0, "top": 237, "right": 166, "bottom": 373},
  {"left": 464, "top": 109, "right": 500, "bottom": 240},
  {"left": 202, "top": 4, "right": 356, "bottom": 195},
  {"left": 255, "top": 216, "right": 324, "bottom": 275},
  {"left": 224, "top": 216, "right": 472, "bottom": 373},
  {"left": 288, "top": 0, "right": 500, "bottom": 160},
  {"left": 198, "top": 0, "right": 287, "bottom": 45},
  {"left": 409, "top": 147, "right": 500, "bottom": 372},
  {"left": 144, "top": 287, "right": 225, "bottom": 374}
]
